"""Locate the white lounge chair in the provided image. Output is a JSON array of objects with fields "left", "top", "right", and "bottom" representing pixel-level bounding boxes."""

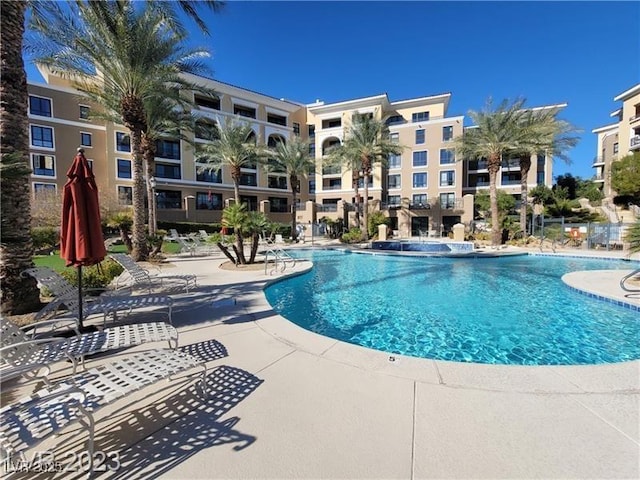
[
  {"left": 0, "top": 317, "right": 178, "bottom": 384},
  {"left": 109, "top": 253, "right": 197, "bottom": 293},
  {"left": 176, "top": 236, "right": 216, "bottom": 256},
  {"left": 0, "top": 348, "right": 207, "bottom": 473},
  {"left": 23, "top": 267, "right": 173, "bottom": 326}
]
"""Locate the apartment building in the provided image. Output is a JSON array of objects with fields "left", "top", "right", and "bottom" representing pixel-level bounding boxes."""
[
  {"left": 27, "top": 68, "right": 557, "bottom": 237},
  {"left": 592, "top": 83, "right": 640, "bottom": 198}
]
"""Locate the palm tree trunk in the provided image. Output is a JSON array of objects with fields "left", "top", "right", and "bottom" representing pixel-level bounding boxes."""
[
  {"left": 519, "top": 155, "right": 532, "bottom": 237},
  {"left": 142, "top": 135, "right": 156, "bottom": 236},
  {"left": 488, "top": 154, "right": 501, "bottom": 246},
  {"left": 0, "top": 0, "right": 41, "bottom": 314},
  {"left": 129, "top": 128, "right": 149, "bottom": 261},
  {"left": 231, "top": 166, "right": 241, "bottom": 204},
  {"left": 363, "top": 172, "right": 370, "bottom": 241},
  {"left": 290, "top": 174, "right": 297, "bottom": 241}
]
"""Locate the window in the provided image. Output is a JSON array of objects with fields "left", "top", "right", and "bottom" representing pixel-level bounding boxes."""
[
  {"left": 117, "top": 159, "right": 132, "bottom": 179},
  {"left": 80, "top": 132, "right": 92, "bottom": 147},
  {"left": 234, "top": 104, "right": 256, "bottom": 118},
  {"left": 412, "top": 151, "right": 428, "bottom": 167},
  {"left": 440, "top": 149, "right": 455, "bottom": 164},
  {"left": 357, "top": 177, "right": 373, "bottom": 189},
  {"left": 79, "top": 105, "right": 90, "bottom": 119},
  {"left": 293, "top": 122, "right": 300, "bottom": 136},
  {"left": 30, "top": 125, "right": 54, "bottom": 148},
  {"left": 267, "top": 113, "right": 287, "bottom": 126},
  {"left": 613, "top": 142, "right": 619, "bottom": 154},
  {"left": 33, "top": 183, "right": 56, "bottom": 194},
  {"left": 322, "top": 118, "right": 342, "bottom": 129},
  {"left": 442, "top": 126, "right": 453, "bottom": 142},
  {"left": 501, "top": 172, "right": 521, "bottom": 185},
  {"left": 326, "top": 178, "right": 341, "bottom": 190},
  {"left": 413, "top": 194, "right": 428, "bottom": 206},
  {"left": 390, "top": 132, "right": 399, "bottom": 144},
  {"left": 240, "top": 195, "right": 258, "bottom": 211},
  {"left": 86, "top": 159, "right": 93, "bottom": 171},
  {"left": 308, "top": 125, "right": 315, "bottom": 138},
  {"left": 116, "top": 132, "right": 131, "bottom": 152},
  {"left": 536, "top": 172, "right": 545, "bottom": 184},
  {"left": 155, "top": 163, "right": 181, "bottom": 179},
  {"left": 412, "top": 111, "right": 429, "bottom": 123},
  {"left": 387, "top": 195, "right": 401, "bottom": 206},
  {"left": 268, "top": 176, "right": 287, "bottom": 189},
  {"left": 195, "top": 95, "right": 220, "bottom": 110},
  {"left": 196, "top": 191, "right": 223, "bottom": 210},
  {"left": 440, "top": 192, "right": 456, "bottom": 209},
  {"left": 415, "top": 129, "right": 425, "bottom": 144},
  {"left": 156, "top": 190, "right": 181, "bottom": 209},
  {"left": 309, "top": 141, "right": 316, "bottom": 157},
  {"left": 269, "top": 197, "right": 288, "bottom": 213},
  {"left": 195, "top": 119, "right": 219, "bottom": 141},
  {"left": 439, "top": 170, "right": 455, "bottom": 186},
  {"left": 386, "top": 115, "right": 405, "bottom": 126},
  {"left": 29, "top": 96, "right": 51, "bottom": 117},
  {"left": 31, "top": 154, "right": 55, "bottom": 176},
  {"left": 537, "top": 153, "right": 546, "bottom": 165},
  {"left": 117, "top": 186, "right": 133, "bottom": 205},
  {"left": 388, "top": 174, "right": 401, "bottom": 189},
  {"left": 196, "top": 165, "right": 222, "bottom": 183},
  {"left": 388, "top": 154, "right": 401, "bottom": 169},
  {"left": 309, "top": 179, "right": 316, "bottom": 193},
  {"left": 413, "top": 172, "right": 427, "bottom": 188},
  {"left": 155, "top": 139, "right": 180, "bottom": 160},
  {"left": 239, "top": 172, "right": 257, "bottom": 186}
]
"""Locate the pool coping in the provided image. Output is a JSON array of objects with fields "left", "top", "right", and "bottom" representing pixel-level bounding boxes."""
[{"left": 257, "top": 256, "right": 639, "bottom": 395}]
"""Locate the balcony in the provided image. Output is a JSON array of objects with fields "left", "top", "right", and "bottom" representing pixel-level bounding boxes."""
[
  {"left": 630, "top": 135, "right": 640, "bottom": 150},
  {"left": 317, "top": 204, "right": 338, "bottom": 212},
  {"left": 270, "top": 204, "right": 289, "bottom": 213},
  {"left": 501, "top": 179, "right": 521, "bottom": 186},
  {"left": 380, "top": 202, "right": 402, "bottom": 210},
  {"left": 592, "top": 158, "right": 605, "bottom": 167},
  {"left": 468, "top": 160, "right": 488, "bottom": 171},
  {"left": 440, "top": 198, "right": 464, "bottom": 210},
  {"left": 322, "top": 166, "right": 342, "bottom": 176},
  {"left": 630, "top": 113, "right": 640, "bottom": 124},
  {"left": 409, "top": 202, "right": 430, "bottom": 210},
  {"left": 322, "top": 184, "right": 342, "bottom": 190}
]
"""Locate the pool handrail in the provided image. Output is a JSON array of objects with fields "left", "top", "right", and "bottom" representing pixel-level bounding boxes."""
[{"left": 620, "top": 267, "right": 640, "bottom": 293}]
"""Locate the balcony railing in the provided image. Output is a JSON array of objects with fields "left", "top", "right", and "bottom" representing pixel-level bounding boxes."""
[
  {"left": 294, "top": 202, "right": 306, "bottom": 211},
  {"left": 468, "top": 160, "right": 488, "bottom": 170},
  {"left": 322, "top": 166, "right": 342, "bottom": 175},
  {"left": 322, "top": 184, "right": 342, "bottom": 190},
  {"left": 380, "top": 202, "right": 402, "bottom": 210},
  {"left": 630, "top": 135, "right": 640, "bottom": 149},
  {"left": 409, "top": 202, "right": 430, "bottom": 210},
  {"left": 440, "top": 198, "right": 464, "bottom": 210},
  {"left": 270, "top": 204, "right": 289, "bottom": 213},
  {"left": 501, "top": 179, "right": 521, "bottom": 186},
  {"left": 317, "top": 204, "right": 338, "bottom": 212},
  {"left": 470, "top": 181, "right": 490, "bottom": 187},
  {"left": 630, "top": 114, "right": 640, "bottom": 123}
]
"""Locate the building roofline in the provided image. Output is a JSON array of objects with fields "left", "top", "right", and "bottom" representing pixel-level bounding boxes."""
[
  {"left": 591, "top": 123, "right": 619, "bottom": 134},
  {"left": 613, "top": 83, "right": 640, "bottom": 102},
  {"left": 306, "top": 93, "right": 389, "bottom": 111},
  {"left": 609, "top": 108, "right": 622, "bottom": 118},
  {"left": 389, "top": 92, "right": 451, "bottom": 107}
]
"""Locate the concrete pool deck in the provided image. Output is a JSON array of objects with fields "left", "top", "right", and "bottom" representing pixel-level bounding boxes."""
[{"left": 11, "top": 246, "right": 639, "bottom": 479}]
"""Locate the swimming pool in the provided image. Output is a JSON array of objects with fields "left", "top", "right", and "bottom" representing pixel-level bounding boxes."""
[{"left": 264, "top": 250, "right": 640, "bottom": 365}]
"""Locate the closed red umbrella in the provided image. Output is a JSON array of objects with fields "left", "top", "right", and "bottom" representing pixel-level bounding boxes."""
[{"left": 60, "top": 148, "right": 107, "bottom": 330}]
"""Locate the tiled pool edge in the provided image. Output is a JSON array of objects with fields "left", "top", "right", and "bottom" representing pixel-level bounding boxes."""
[{"left": 561, "top": 274, "right": 640, "bottom": 312}]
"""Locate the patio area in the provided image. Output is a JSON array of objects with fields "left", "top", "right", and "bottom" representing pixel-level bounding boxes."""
[{"left": 6, "top": 247, "right": 639, "bottom": 479}]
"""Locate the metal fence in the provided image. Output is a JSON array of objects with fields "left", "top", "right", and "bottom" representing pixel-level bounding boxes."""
[{"left": 532, "top": 216, "right": 632, "bottom": 251}]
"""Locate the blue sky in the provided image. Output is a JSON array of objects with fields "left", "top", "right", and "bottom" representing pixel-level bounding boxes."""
[{"left": 26, "top": 1, "right": 640, "bottom": 180}]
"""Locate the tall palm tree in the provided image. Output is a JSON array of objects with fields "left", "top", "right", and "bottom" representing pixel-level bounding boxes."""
[
  {"left": 514, "top": 107, "right": 580, "bottom": 236},
  {"left": 328, "top": 113, "right": 403, "bottom": 241},
  {"left": 454, "top": 99, "right": 530, "bottom": 246},
  {"left": 29, "top": 0, "right": 212, "bottom": 261},
  {"left": 0, "top": 1, "right": 41, "bottom": 314},
  {"left": 196, "top": 118, "right": 261, "bottom": 204},
  {"left": 265, "top": 137, "right": 314, "bottom": 241}
]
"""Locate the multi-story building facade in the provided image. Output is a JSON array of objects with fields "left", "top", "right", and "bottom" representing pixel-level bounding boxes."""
[
  {"left": 27, "top": 67, "right": 558, "bottom": 237},
  {"left": 592, "top": 83, "right": 640, "bottom": 198}
]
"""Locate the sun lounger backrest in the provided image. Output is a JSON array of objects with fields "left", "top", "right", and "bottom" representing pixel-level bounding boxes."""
[
  {"left": 23, "top": 267, "right": 81, "bottom": 314},
  {"left": 0, "top": 318, "right": 43, "bottom": 369},
  {"left": 109, "top": 253, "right": 151, "bottom": 285}
]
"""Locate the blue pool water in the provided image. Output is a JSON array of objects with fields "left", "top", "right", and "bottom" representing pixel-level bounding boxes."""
[{"left": 264, "top": 250, "right": 640, "bottom": 365}]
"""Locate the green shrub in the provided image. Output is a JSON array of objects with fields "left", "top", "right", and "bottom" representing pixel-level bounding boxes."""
[
  {"left": 340, "top": 228, "right": 364, "bottom": 244},
  {"left": 32, "top": 226, "right": 59, "bottom": 251},
  {"left": 59, "top": 259, "right": 124, "bottom": 292},
  {"left": 367, "top": 211, "right": 389, "bottom": 238},
  {"left": 624, "top": 221, "right": 640, "bottom": 253}
]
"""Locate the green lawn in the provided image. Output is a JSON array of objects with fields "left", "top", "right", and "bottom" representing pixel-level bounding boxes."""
[{"left": 34, "top": 242, "right": 183, "bottom": 272}]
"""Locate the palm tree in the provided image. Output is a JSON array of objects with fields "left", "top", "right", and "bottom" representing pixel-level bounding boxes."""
[
  {"left": 0, "top": 1, "right": 42, "bottom": 314},
  {"left": 29, "top": 0, "right": 212, "bottom": 261},
  {"left": 196, "top": 118, "right": 261, "bottom": 204},
  {"left": 328, "top": 113, "right": 403, "bottom": 241},
  {"left": 221, "top": 203, "right": 248, "bottom": 265},
  {"left": 265, "top": 137, "right": 314, "bottom": 241},
  {"left": 514, "top": 107, "right": 580, "bottom": 237},
  {"left": 454, "top": 99, "right": 530, "bottom": 245}
]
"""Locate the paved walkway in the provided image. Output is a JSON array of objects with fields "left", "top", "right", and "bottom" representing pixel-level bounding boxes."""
[{"left": 18, "top": 247, "right": 639, "bottom": 479}]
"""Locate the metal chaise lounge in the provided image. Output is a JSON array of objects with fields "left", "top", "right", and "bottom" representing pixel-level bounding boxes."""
[
  {"left": 0, "top": 316, "right": 178, "bottom": 384},
  {"left": 109, "top": 253, "right": 197, "bottom": 293},
  {"left": 176, "top": 235, "right": 217, "bottom": 256},
  {"left": 0, "top": 348, "right": 207, "bottom": 473},
  {"left": 23, "top": 267, "right": 173, "bottom": 327}
]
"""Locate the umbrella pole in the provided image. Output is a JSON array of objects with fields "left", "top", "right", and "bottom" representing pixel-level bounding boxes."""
[{"left": 78, "top": 265, "right": 84, "bottom": 330}]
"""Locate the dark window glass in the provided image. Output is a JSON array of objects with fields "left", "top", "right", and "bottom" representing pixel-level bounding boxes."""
[
  {"left": 117, "top": 159, "right": 132, "bottom": 178},
  {"left": 413, "top": 172, "right": 427, "bottom": 188},
  {"left": 415, "top": 129, "right": 425, "bottom": 144},
  {"left": 386, "top": 115, "right": 405, "bottom": 125},
  {"left": 32, "top": 154, "right": 55, "bottom": 176},
  {"left": 155, "top": 139, "right": 180, "bottom": 160},
  {"left": 196, "top": 192, "right": 223, "bottom": 210},
  {"left": 293, "top": 122, "right": 300, "bottom": 136},
  {"left": 34, "top": 183, "right": 56, "bottom": 194},
  {"left": 412, "top": 111, "right": 429, "bottom": 122},
  {"left": 239, "top": 173, "right": 257, "bottom": 186},
  {"left": 31, "top": 126, "right": 54, "bottom": 148},
  {"left": 79, "top": 105, "right": 90, "bottom": 119},
  {"left": 196, "top": 165, "right": 222, "bottom": 183},
  {"left": 29, "top": 96, "right": 51, "bottom": 117},
  {"left": 195, "top": 120, "right": 219, "bottom": 140},
  {"left": 195, "top": 95, "right": 220, "bottom": 110},
  {"left": 440, "top": 149, "right": 455, "bottom": 164},
  {"left": 155, "top": 163, "right": 181, "bottom": 179},
  {"left": 240, "top": 195, "right": 258, "bottom": 211},
  {"left": 268, "top": 176, "right": 287, "bottom": 189},
  {"left": 117, "top": 186, "right": 132, "bottom": 205},
  {"left": 322, "top": 118, "right": 342, "bottom": 129},
  {"left": 267, "top": 113, "right": 287, "bottom": 126},
  {"left": 234, "top": 105, "right": 256, "bottom": 118},
  {"left": 269, "top": 197, "right": 288, "bottom": 213},
  {"left": 156, "top": 190, "right": 181, "bottom": 209},
  {"left": 116, "top": 132, "right": 131, "bottom": 152},
  {"left": 80, "top": 132, "right": 92, "bottom": 147},
  {"left": 412, "top": 151, "right": 427, "bottom": 167},
  {"left": 442, "top": 126, "right": 454, "bottom": 141}
]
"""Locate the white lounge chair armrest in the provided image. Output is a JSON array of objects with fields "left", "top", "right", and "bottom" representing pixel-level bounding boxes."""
[
  {"left": 1, "top": 386, "right": 87, "bottom": 414},
  {"left": 20, "top": 318, "right": 79, "bottom": 338}
]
